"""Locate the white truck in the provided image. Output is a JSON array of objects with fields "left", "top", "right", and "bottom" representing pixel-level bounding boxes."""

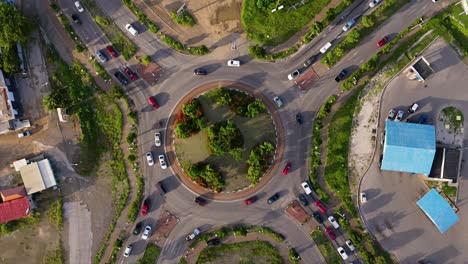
[{"left": 185, "top": 228, "right": 201, "bottom": 241}]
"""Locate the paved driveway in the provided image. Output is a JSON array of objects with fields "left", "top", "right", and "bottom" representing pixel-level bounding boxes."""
[{"left": 361, "top": 38, "right": 468, "bottom": 263}]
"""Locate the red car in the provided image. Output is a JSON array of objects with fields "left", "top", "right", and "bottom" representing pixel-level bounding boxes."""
[
  {"left": 314, "top": 200, "right": 327, "bottom": 214},
  {"left": 377, "top": 36, "right": 389, "bottom": 47},
  {"left": 195, "top": 197, "right": 206, "bottom": 206},
  {"left": 141, "top": 200, "right": 149, "bottom": 216},
  {"left": 282, "top": 162, "right": 292, "bottom": 175},
  {"left": 123, "top": 66, "right": 138, "bottom": 81},
  {"left": 325, "top": 227, "right": 336, "bottom": 240},
  {"left": 105, "top": 45, "right": 119, "bottom": 58},
  {"left": 148, "top": 96, "right": 159, "bottom": 109},
  {"left": 244, "top": 196, "right": 257, "bottom": 205}
]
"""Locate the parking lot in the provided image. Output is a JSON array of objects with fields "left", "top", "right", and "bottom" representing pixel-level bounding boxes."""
[{"left": 361, "top": 38, "right": 468, "bottom": 263}]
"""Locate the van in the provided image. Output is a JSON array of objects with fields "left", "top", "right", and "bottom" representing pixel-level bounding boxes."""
[
  {"left": 125, "top": 24, "right": 139, "bottom": 36},
  {"left": 320, "top": 42, "right": 332, "bottom": 54}
]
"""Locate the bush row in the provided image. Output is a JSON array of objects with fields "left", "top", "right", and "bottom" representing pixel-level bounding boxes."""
[
  {"left": 161, "top": 34, "right": 209, "bottom": 55},
  {"left": 247, "top": 141, "right": 275, "bottom": 185},
  {"left": 121, "top": 0, "right": 159, "bottom": 33},
  {"left": 248, "top": 45, "right": 298, "bottom": 61}
]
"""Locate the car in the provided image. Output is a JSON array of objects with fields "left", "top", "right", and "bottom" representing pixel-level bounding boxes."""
[
  {"left": 297, "top": 194, "right": 309, "bottom": 206},
  {"left": 17, "top": 131, "right": 31, "bottom": 138},
  {"left": 148, "top": 96, "right": 159, "bottom": 109},
  {"left": 342, "top": 19, "right": 356, "bottom": 32},
  {"left": 314, "top": 200, "right": 327, "bottom": 213},
  {"left": 133, "top": 222, "right": 143, "bottom": 235},
  {"left": 360, "top": 192, "right": 367, "bottom": 203},
  {"left": 418, "top": 114, "right": 428, "bottom": 124},
  {"left": 158, "top": 181, "right": 167, "bottom": 195},
  {"left": 387, "top": 109, "right": 396, "bottom": 120},
  {"left": 141, "top": 225, "right": 152, "bottom": 240},
  {"left": 395, "top": 110, "right": 404, "bottom": 121},
  {"left": 408, "top": 103, "right": 419, "bottom": 113},
  {"left": 195, "top": 197, "right": 206, "bottom": 206},
  {"left": 267, "top": 192, "right": 280, "bottom": 204},
  {"left": 288, "top": 70, "right": 300, "bottom": 80},
  {"left": 304, "top": 55, "right": 318, "bottom": 67},
  {"left": 123, "top": 245, "right": 132, "bottom": 257},
  {"left": 158, "top": 154, "right": 167, "bottom": 169},
  {"left": 113, "top": 71, "right": 129, "bottom": 85},
  {"left": 328, "top": 215, "right": 340, "bottom": 229},
  {"left": 377, "top": 36, "right": 389, "bottom": 47},
  {"left": 71, "top": 14, "right": 81, "bottom": 24},
  {"left": 296, "top": 113, "right": 303, "bottom": 124},
  {"left": 244, "top": 196, "right": 257, "bottom": 205},
  {"left": 369, "top": 0, "right": 382, "bottom": 8},
  {"left": 123, "top": 66, "right": 138, "bottom": 81},
  {"left": 95, "top": 50, "right": 108, "bottom": 63},
  {"left": 227, "top": 60, "right": 241, "bottom": 67},
  {"left": 320, "top": 42, "right": 332, "bottom": 54},
  {"left": 313, "top": 212, "right": 323, "bottom": 223},
  {"left": 146, "top": 152, "right": 154, "bottom": 166},
  {"left": 345, "top": 240, "right": 356, "bottom": 251},
  {"left": 207, "top": 238, "right": 221, "bottom": 247},
  {"left": 337, "top": 247, "right": 349, "bottom": 260},
  {"left": 282, "top": 162, "right": 292, "bottom": 175},
  {"left": 185, "top": 228, "right": 201, "bottom": 240},
  {"left": 301, "top": 182, "right": 312, "bottom": 195},
  {"left": 141, "top": 200, "right": 149, "bottom": 216},
  {"left": 432, "top": 0, "right": 439, "bottom": 2},
  {"left": 273, "top": 96, "right": 283, "bottom": 107},
  {"left": 194, "top": 68, "right": 207, "bottom": 75},
  {"left": 325, "top": 227, "right": 336, "bottom": 240},
  {"left": 105, "top": 45, "right": 118, "bottom": 58},
  {"left": 74, "top": 1, "right": 84, "bottom": 12},
  {"left": 154, "top": 132, "right": 161, "bottom": 146},
  {"left": 335, "top": 69, "right": 348, "bottom": 82},
  {"left": 125, "top": 24, "right": 139, "bottom": 36}
]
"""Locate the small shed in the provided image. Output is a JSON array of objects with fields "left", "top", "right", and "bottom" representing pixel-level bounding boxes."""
[{"left": 416, "top": 189, "right": 459, "bottom": 233}]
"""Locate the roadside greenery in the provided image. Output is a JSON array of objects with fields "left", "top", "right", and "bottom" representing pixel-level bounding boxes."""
[
  {"left": 171, "top": 10, "right": 196, "bottom": 26},
  {"left": 197, "top": 241, "right": 282, "bottom": 264},
  {"left": 175, "top": 99, "right": 203, "bottom": 138},
  {"left": 248, "top": 45, "right": 298, "bottom": 61},
  {"left": 0, "top": 212, "right": 40, "bottom": 235},
  {"left": 310, "top": 228, "right": 340, "bottom": 263},
  {"left": 241, "top": 0, "right": 331, "bottom": 46},
  {"left": 44, "top": 242, "right": 64, "bottom": 264},
  {"left": 106, "top": 236, "right": 123, "bottom": 264},
  {"left": 247, "top": 141, "right": 275, "bottom": 185},
  {"left": 208, "top": 88, "right": 266, "bottom": 118},
  {"left": 127, "top": 176, "right": 144, "bottom": 222},
  {"left": 140, "top": 54, "right": 152, "bottom": 66},
  {"left": 47, "top": 198, "right": 63, "bottom": 230},
  {"left": 288, "top": 248, "right": 301, "bottom": 264},
  {"left": 207, "top": 120, "right": 243, "bottom": 159},
  {"left": 89, "top": 58, "right": 111, "bottom": 81},
  {"left": 161, "top": 34, "right": 209, "bottom": 55},
  {"left": 138, "top": 244, "right": 161, "bottom": 264},
  {"left": 121, "top": 0, "right": 159, "bottom": 33}
]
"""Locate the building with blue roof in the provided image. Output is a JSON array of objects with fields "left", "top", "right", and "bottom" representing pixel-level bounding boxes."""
[
  {"left": 381, "top": 121, "right": 436, "bottom": 175},
  {"left": 416, "top": 189, "right": 459, "bottom": 233}
]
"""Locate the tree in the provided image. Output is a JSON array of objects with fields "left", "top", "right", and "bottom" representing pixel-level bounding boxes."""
[
  {"left": 361, "top": 15, "right": 376, "bottom": 28},
  {"left": 345, "top": 29, "right": 361, "bottom": 44},
  {"left": 42, "top": 87, "right": 71, "bottom": 111},
  {"left": 0, "top": 45, "right": 20, "bottom": 73},
  {"left": 325, "top": 8, "right": 336, "bottom": 23},
  {"left": 310, "top": 21, "right": 324, "bottom": 35},
  {"left": 182, "top": 99, "right": 202, "bottom": 119},
  {"left": 246, "top": 100, "right": 266, "bottom": 118},
  {"left": 213, "top": 87, "right": 232, "bottom": 106},
  {"left": 248, "top": 45, "right": 266, "bottom": 59},
  {"left": 333, "top": 47, "right": 345, "bottom": 58},
  {"left": 0, "top": 3, "right": 32, "bottom": 47}
]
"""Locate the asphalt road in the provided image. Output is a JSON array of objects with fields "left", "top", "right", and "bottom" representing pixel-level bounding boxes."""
[{"left": 51, "top": 0, "right": 449, "bottom": 263}]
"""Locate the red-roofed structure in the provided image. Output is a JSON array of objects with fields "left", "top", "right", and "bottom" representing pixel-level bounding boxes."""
[
  {"left": 0, "top": 185, "right": 27, "bottom": 202},
  {"left": 0, "top": 197, "right": 30, "bottom": 223}
]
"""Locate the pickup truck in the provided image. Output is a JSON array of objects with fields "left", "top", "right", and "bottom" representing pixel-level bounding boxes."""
[{"left": 185, "top": 228, "right": 201, "bottom": 241}]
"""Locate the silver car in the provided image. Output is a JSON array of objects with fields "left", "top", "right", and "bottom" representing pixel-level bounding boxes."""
[
  {"left": 387, "top": 109, "right": 396, "bottom": 120},
  {"left": 146, "top": 152, "right": 154, "bottom": 166},
  {"left": 273, "top": 96, "right": 283, "bottom": 107},
  {"left": 95, "top": 50, "right": 108, "bottom": 63},
  {"left": 141, "top": 225, "right": 152, "bottom": 240},
  {"left": 154, "top": 132, "right": 161, "bottom": 146},
  {"left": 395, "top": 110, "right": 404, "bottom": 122}
]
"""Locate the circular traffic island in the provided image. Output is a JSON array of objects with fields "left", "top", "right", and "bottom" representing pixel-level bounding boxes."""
[{"left": 166, "top": 81, "right": 284, "bottom": 200}]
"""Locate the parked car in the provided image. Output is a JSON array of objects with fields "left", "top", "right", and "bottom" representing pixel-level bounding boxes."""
[
  {"left": 314, "top": 200, "right": 327, "bottom": 213},
  {"left": 345, "top": 240, "right": 356, "bottom": 251},
  {"left": 154, "top": 132, "right": 161, "bottom": 146},
  {"left": 395, "top": 110, "right": 404, "bottom": 121},
  {"left": 369, "top": 0, "right": 382, "bottom": 8},
  {"left": 313, "top": 212, "right": 323, "bottom": 223},
  {"left": 227, "top": 60, "right": 240, "bottom": 67},
  {"left": 282, "top": 162, "right": 292, "bottom": 175},
  {"left": 95, "top": 50, "right": 108, "bottom": 63},
  {"left": 320, "top": 42, "right": 332, "bottom": 54},
  {"left": 301, "top": 182, "right": 313, "bottom": 195},
  {"left": 17, "top": 131, "right": 31, "bottom": 138},
  {"left": 387, "top": 109, "right": 396, "bottom": 120},
  {"left": 148, "top": 96, "right": 159, "bottom": 109},
  {"left": 296, "top": 113, "right": 303, "bottom": 124},
  {"left": 141, "top": 200, "right": 149, "bottom": 216},
  {"left": 195, "top": 197, "right": 206, "bottom": 206},
  {"left": 342, "top": 19, "right": 356, "bottom": 31},
  {"left": 74, "top": 1, "right": 84, "bottom": 12},
  {"left": 158, "top": 181, "right": 167, "bottom": 195},
  {"left": 244, "top": 196, "right": 257, "bottom": 205},
  {"left": 133, "top": 222, "right": 143, "bottom": 235},
  {"left": 325, "top": 227, "right": 336, "bottom": 240},
  {"left": 123, "top": 66, "right": 138, "bottom": 81},
  {"left": 105, "top": 45, "right": 118, "bottom": 58},
  {"left": 158, "top": 154, "right": 167, "bottom": 169},
  {"left": 125, "top": 23, "right": 139, "bottom": 36},
  {"left": 335, "top": 69, "right": 348, "bottom": 82},
  {"left": 304, "top": 54, "right": 318, "bottom": 67},
  {"left": 360, "top": 192, "right": 367, "bottom": 203},
  {"left": 418, "top": 114, "right": 428, "bottom": 124},
  {"left": 123, "top": 245, "right": 132, "bottom": 257},
  {"left": 337, "top": 247, "right": 349, "bottom": 260},
  {"left": 288, "top": 70, "right": 301, "bottom": 80},
  {"left": 185, "top": 228, "right": 201, "bottom": 241},
  {"left": 113, "top": 71, "right": 129, "bottom": 85},
  {"left": 267, "top": 192, "right": 280, "bottom": 204},
  {"left": 71, "top": 14, "right": 81, "bottom": 24},
  {"left": 273, "top": 96, "right": 283, "bottom": 107},
  {"left": 207, "top": 238, "right": 221, "bottom": 247},
  {"left": 408, "top": 103, "right": 419, "bottom": 113},
  {"left": 377, "top": 36, "right": 389, "bottom": 47},
  {"left": 194, "top": 68, "right": 207, "bottom": 75},
  {"left": 298, "top": 194, "right": 309, "bottom": 206},
  {"left": 141, "top": 225, "right": 152, "bottom": 240},
  {"left": 328, "top": 215, "right": 340, "bottom": 229},
  {"left": 146, "top": 152, "right": 154, "bottom": 166}
]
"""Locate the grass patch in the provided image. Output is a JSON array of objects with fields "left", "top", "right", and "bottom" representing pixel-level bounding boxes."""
[
  {"left": 241, "top": 0, "right": 331, "bottom": 46},
  {"left": 442, "top": 182, "right": 457, "bottom": 199},
  {"left": 196, "top": 241, "right": 283, "bottom": 264},
  {"left": 310, "top": 228, "right": 340, "bottom": 263},
  {"left": 44, "top": 242, "right": 64, "bottom": 264},
  {"left": 138, "top": 244, "right": 161, "bottom": 264},
  {"left": 442, "top": 106, "right": 464, "bottom": 132},
  {"left": 451, "top": 3, "right": 468, "bottom": 28},
  {"left": 0, "top": 212, "right": 40, "bottom": 235},
  {"left": 171, "top": 10, "right": 196, "bottom": 26},
  {"left": 47, "top": 198, "right": 63, "bottom": 230}
]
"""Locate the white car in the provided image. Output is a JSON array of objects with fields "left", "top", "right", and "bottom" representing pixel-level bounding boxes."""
[
  {"left": 387, "top": 109, "right": 396, "bottom": 120},
  {"left": 17, "top": 131, "right": 31, "bottom": 138},
  {"left": 141, "top": 225, "right": 152, "bottom": 240},
  {"left": 395, "top": 110, "right": 404, "bottom": 122},
  {"left": 301, "top": 182, "right": 312, "bottom": 195},
  {"left": 146, "top": 152, "right": 154, "bottom": 166},
  {"left": 273, "top": 96, "right": 283, "bottom": 108},
  {"left": 158, "top": 154, "right": 167, "bottom": 169},
  {"left": 123, "top": 245, "right": 132, "bottom": 257},
  {"left": 360, "top": 192, "right": 367, "bottom": 203},
  {"left": 154, "top": 132, "right": 161, "bottom": 146},
  {"left": 408, "top": 103, "right": 419, "bottom": 114},
  {"left": 320, "top": 42, "right": 332, "bottom": 54},
  {"left": 74, "top": 1, "right": 84, "bottom": 12},
  {"left": 345, "top": 240, "right": 356, "bottom": 251},
  {"left": 328, "top": 215, "right": 340, "bottom": 229},
  {"left": 288, "top": 70, "right": 300, "bottom": 80},
  {"left": 185, "top": 228, "right": 201, "bottom": 241},
  {"left": 337, "top": 247, "right": 349, "bottom": 260},
  {"left": 125, "top": 24, "right": 139, "bottom": 36},
  {"left": 227, "top": 60, "right": 241, "bottom": 67},
  {"left": 369, "top": 0, "right": 382, "bottom": 8}
]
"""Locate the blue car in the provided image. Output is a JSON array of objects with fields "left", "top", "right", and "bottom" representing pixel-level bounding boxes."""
[{"left": 342, "top": 19, "right": 356, "bottom": 32}]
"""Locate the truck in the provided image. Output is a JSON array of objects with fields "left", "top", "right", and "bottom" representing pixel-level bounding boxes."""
[{"left": 185, "top": 228, "right": 201, "bottom": 241}]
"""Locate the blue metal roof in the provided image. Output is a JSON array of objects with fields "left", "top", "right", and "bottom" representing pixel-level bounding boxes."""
[
  {"left": 416, "top": 189, "right": 459, "bottom": 233},
  {"left": 381, "top": 121, "right": 436, "bottom": 175}
]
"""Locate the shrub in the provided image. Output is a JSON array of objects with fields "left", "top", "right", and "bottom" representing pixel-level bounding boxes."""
[
  {"left": 361, "top": 15, "right": 376, "bottom": 28},
  {"left": 171, "top": 10, "right": 196, "bottom": 26},
  {"left": 310, "top": 21, "right": 324, "bottom": 35},
  {"left": 325, "top": 8, "right": 337, "bottom": 23},
  {"left": 140, "top": 55, "right": 151, "bottom": 66},
  {"left": 181, "top": 99, "right": 202, "bottom": 119},
  {"left": 247, "top": 141, "right": 275, "bottom": 184},
  {"left": 289, "top": 248, "right": 301, "bottom": 263},
  {"left": 186, "top": 163, "right": 225, "bottom": 191},
  {"left": 75, "top": 44, "right": 86, "bottom": 53},
  {"left": 207, "top": 120, "right": 243, "bottom": 156},
  {"left": 47, "top": 198, "right": 63, "bottom": 230}
]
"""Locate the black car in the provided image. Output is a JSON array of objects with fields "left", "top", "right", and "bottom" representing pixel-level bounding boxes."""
[
  {"left": 298, "top": 194, "right": 308, "bottom": 206},
  {"left": 133, "top": 222, "right": 143, "bottom": 235},
  {"left": 158, "top": 181, "right": 167, "bottom": 195},
  {"left": 313, "top": 212, "right": 323, "bottom": 223},
  {"left": 303, "top": 54, "right": 318, "bottom": 67},
  {"left": 296, "top": 113, "right": 303, "bottom": 125},
  {"left": 207, "top": 238, "right": 221, "bottom": 247},
  {"left": 267, "top": 192, "right": 280, "bottom": 204},
  {"left": 194, "top": 68, "right": 207, "bottom": 75},
  {"left": 71, "top": 14, "right": 81, "bottom": 24},
  {"left": 195, "top": 197, "right": 206, "bottom": 206},
  {"left": 114, "top": 71, "right": 129, "bottom": 85},
  {"left": 334, "top": 69, "right": 348, "bottom": 82}
]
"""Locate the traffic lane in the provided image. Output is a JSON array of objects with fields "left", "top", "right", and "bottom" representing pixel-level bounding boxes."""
[{"left": 122, "top": 216, "right": 160, "bottom": 263}]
